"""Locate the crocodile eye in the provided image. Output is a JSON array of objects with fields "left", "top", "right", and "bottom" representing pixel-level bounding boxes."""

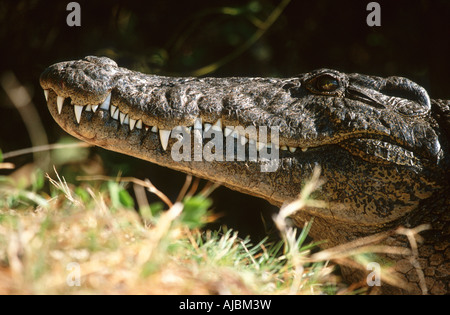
[
  {"left": 316, "top": 75, "right": 339, "bottom": 92},
  {"left": 304, "top": 71, "right": 345, "bottom": 96}
]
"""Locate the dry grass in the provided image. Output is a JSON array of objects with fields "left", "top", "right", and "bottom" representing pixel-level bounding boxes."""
[
  {"left": 0, "top": 159, "right": 428, "bottom": 295},
  {"left": 0, "top": 165, "right": 337, "bottom": 294}
]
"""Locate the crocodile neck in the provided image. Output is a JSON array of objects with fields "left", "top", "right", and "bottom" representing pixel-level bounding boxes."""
[{"left": 40, "top": 56, "right": 449, "bottom": 294}]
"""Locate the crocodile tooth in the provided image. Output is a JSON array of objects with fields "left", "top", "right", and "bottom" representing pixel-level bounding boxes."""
[
  {"left": 85, "top": 105, "right": 92, "bottom": 112},
  {"left": 281, "top": 145, "right": 288, "bottom": 151},
  {"left": 184, "top": 126, "right": 192, "bottom": 133},
  {"left": 159, "top": 129, "right": 171, "bottom": 150},
  {"left": 123, "top": 114, "right": 129, "bottom": 125},
  {"left": 212, "top": 119, "right": 222, "bottom": 132},
  {"left": 136, "top": 119, "right": 142, "bottom": 129},
  {"left": 119, "top": 112, "right": 126, "bottom": 124},
  {"left": 194, "top": 118, "right": 202, "bottom": 130},
  {"left": 99, "top": 93, "right": 111, "bottom": 110},
  {"left": 289, "top": 147, "right": 297, "bottom": 153},
  {"left": 57, "top": 96, "right": 64, "bottom": 114},
  {"left": 301, "top": 148, "right": 308, "bottom": 152},
  {"left": 74, "top": 105, "right": 83, "bottom": 123},
  {"left": 203, "top": 123, "right": 212, "bottom": 133},
  {"left": 91, "top": 105, "right": 99, "bottom": 112},
  {"left": 110, "top": 105, "right": 117, "bottom": 117},
  {"left": 44, "top": 89, "right": 49, "bottom": 101},
  {"left": 224, "top": 127, "right": 233, "bottom": 137},
  {"left": 112, "top": 107, "right": 119, "bottom": 120},
  {"left": 129, "top": 118, "right": 136, "bottom": 130},
  {"left": 145, "top": 126, "right": 149, "bottom": 131},
  {"left": 240, "top": 136, "right": 248, "bottom": 145},
  {"left": 151, "top": 126, "right": 158, "bottom": 132}
]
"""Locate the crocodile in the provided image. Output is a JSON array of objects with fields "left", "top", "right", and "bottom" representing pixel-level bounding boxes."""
[{"left": 40, "top": 56, "right": 449, "bottom": 294}]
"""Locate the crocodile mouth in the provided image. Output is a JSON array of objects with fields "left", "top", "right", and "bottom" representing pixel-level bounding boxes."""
[{"left": 44, "top": 88, "right": 420, "bottom": 166}]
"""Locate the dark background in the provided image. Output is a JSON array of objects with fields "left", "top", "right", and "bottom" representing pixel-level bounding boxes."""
[{"left": 0, "top": 0, "right": 449, "bottom": 240}]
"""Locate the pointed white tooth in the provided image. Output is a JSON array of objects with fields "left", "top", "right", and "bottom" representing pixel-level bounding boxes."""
[
  {"left": 289, "top": 147, "right": 297, "bottom": 153},
  {"left": 119, "top": 112, "right": 126, "bottom": 124},
  {"left": 136, "top": 119, "right": 142, "bottom": 129},
  {"left": 57, "top": 96, "right": 64, "bottom": 114},
  {"left": 44, "top": 89, "right": 49, "bottom": 101},
  {"left": 112, "top": 108, "right": 119, "bottom": 120},
  {"left": 256, "top": 142, "right": 266, "bottom": 151},
  {"left": 110, "top": 105, "right": 117, "bottom": 116},
  {"left": 74, "top": 105, "right": 83, "bottom": 123},
  {"left": 301, "top": 148, "right": 308, "bottom": 152},
  {"left": 194, "top": 118, "right": 202, "bottom": 130},
  {"left": 85, "top": 105, "right": 92, "bottom": 112},
  {"left": 99, "top": 93, "right": 111, "bottom": 110},
  {"left": 91, "top": 105, "right": 99, "bottom": 112},
  {"left": 224, "top": 127, "right": 233, "bottom": 137},
  {"left": 281, "top": 145, "right": 288, "bottom": 151},
  {"left": 240, "top": 136, "right": 248, "bottom": 146},
  {"left": 124, "top": 114, "right": 129, "bottom": 125},
  {"left": 145, "top": 126, "right": 149, "bottom": 131},
  {"left": 159, "top": 129, "right": 171, "bottom": 151},
  {"left": 212, "top": 119, "right": 222, "bottom": 131},
  {"left": 129, "top": 118, "right": 136, "bottom": 130},
  {"left": 184, "top": 126, "right": 192, "bottom": 133},
  {"left": 151, "top": 126, "right": 158, "bottom": 133},
  {"left": 203, "top": 123, "right": 212, "bottom": 133}
]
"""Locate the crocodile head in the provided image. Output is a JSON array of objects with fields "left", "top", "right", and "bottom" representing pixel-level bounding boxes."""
[{"left": 40, "top": 56, "right": 449, "bottom": 241}]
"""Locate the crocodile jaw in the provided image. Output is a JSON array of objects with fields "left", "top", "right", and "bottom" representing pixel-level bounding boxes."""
[{"left": 44, "top": 88, "right": 310, "bottom": 205}]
